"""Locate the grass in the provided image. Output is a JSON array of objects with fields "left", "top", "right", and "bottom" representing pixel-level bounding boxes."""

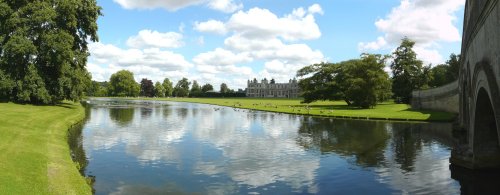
[
  {"left": 0, "top": 102, "right": 92, "bottom": 195},
  {"left": 121, "top": 97, "right": 456, "bottom": 122}
]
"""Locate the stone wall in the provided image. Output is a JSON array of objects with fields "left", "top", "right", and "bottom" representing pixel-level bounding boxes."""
[{"left": 411, "top": 80, "right": 459, "bottom": 113}]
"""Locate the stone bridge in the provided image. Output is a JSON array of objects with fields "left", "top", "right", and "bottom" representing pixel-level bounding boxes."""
[{"left": 450, "top": 0, "right": 500, "bottom": 169}]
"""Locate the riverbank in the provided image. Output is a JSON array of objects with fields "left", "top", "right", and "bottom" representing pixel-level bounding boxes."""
[
  {"left": 0, "top": 102, "right": 91, "bottom": 194},
  {"left": 119, "top": 97, "right": 456, "bottom": 122}
]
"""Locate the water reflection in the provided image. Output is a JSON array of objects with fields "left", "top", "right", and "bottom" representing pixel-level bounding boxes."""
[
  {"left": 80, "top": 99, "right": 500, "bottom": 194},
  {"left": 109, "top": 108, "right": 134, "bottom": 127}
]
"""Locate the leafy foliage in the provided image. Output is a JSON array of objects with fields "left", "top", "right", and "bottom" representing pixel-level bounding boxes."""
[
  {"left": 140, "top": 78, "right": 154, "bottom": 97},
  {"left": 0, "top": 0, "right": 101, "bottom": 104},
  {"left": 428, "top": 53, "right": 460, "bottom": 87},
  {"left": 220, "top": 83, "right": 229, "bottom": 93},
  {"left": 173, "top": 78, "right": 190, "bottom": 97},
  {"left": 297, "top": 54, "right": 392, "bottom": 108},
  {"left": 201, "top": 83, "right": 214, "bottom": 92},
  {"left": 108, "top": 70, "right": 139, "bottom": 97},
  {"left": 162, "top": 78, "right": 173, "bottom": 97},
  {"left": 390, "top": 38, "right": 428, "bottom": 103},
  {"left": 154, "top": 81, "right": 165, "bottom": 97}
]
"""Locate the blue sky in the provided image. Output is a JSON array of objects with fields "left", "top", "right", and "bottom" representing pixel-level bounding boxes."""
[{"left": 88, "top": 0, "right": 465, "bottom": 90}]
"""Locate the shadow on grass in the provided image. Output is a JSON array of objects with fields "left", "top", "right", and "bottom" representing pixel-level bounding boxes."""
[
  {"left": 285, "top": 104, "right": 365, "bottom": 110},
  {"left": 402, "top": 108, "right": 457, "bottom": 121}
]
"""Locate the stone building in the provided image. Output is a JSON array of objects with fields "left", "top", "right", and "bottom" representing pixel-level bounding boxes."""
[{"left": 246, "top": 78, "right": 300, "bottom": 98}]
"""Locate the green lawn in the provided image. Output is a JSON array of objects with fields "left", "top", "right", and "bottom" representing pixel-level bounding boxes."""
[
  {"left": 124, "top": 97, "right": 456, "bottom": 122},
  {"left": 0, "top": 102, "right": 91, "bottom": 195}
]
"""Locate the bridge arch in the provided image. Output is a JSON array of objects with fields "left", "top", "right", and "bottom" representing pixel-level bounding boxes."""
[{"left": 469, "top": 61, "right": 500, "bottom": 168}]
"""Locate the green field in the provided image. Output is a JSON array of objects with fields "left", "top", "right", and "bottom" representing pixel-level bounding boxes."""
[
  {"left": 126, "top": 97, "right": 456, "bottom": 122},
  {"left": 0, "top": 102, "right": 91, "bottom": 195}
]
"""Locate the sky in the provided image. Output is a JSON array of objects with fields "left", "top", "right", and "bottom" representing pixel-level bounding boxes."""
[{"left": 88, "top": 0, "right": 465, "bottom": 90}]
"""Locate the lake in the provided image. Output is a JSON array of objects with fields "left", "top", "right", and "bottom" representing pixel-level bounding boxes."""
[{"left": 71, "top": 98, "right": 499, "bottom": 194}]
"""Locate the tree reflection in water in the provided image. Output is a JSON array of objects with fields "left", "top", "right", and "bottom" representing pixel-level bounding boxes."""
[{"left": 109, "top": 108, "right": 134, "bottom": 127}]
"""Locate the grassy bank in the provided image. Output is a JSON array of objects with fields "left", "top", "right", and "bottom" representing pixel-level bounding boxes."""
[
  {"left": 0, "top": 102, "right": 91, "bottom": 194},
  {"left": 123, "top": 97, "right": 456, "bottom": 122}
]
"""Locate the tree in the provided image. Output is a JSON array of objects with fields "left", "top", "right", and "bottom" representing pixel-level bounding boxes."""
[
  {"left": 154, "top": 81, "right": 165, "bottom": 97},
  {"left": 173, "top": 78, "right": 190, "bottom": 97},
  {"left": 429, "top": 65, "right": 449, "bottom": 87},
  {"left": 297, "top": 62, "right": 346, "bottom": 104},
  {"left": 162, "top": 78, "right": 173, "bottom": 97},
  {"left": 297, "top": 54, "right": 392, "bottom": 108},
  {"left": 390, "top": 38, "right": 427, "bottom": 104},
  {"left": 270, "top": 78, "right": 276, "bottom": 84},
  {"left": 0, "top": 0, "right": 101, "bottom": 104},
  {"left": 220, "top": 83, "right": 229, "bottom": 93},
  {"left": 446, "top": 53, "right": 460, "bottom": 82},
  {"left": 342, "top": 54, "right": 392, "bottom": 108},
  {"left": 428, "top": 53, "right": 461, "bottom": 88},
  {"left": 0, "top": 69, "right": 15, "bottom": 101},
  {"left": 190, "top": 80, "right": 201, "bottom": 94},
  {"left": 108, "top": 70, "right": 139, "bottom": 97},
  {"left": 140, "top": 78, "right": 154, "bottom": 97},
  {"left": 201, "top": 83, "right": 214, "bottom": 92},
  {"left": 86, "top": 81, "right": 108, "bottom": 97}
]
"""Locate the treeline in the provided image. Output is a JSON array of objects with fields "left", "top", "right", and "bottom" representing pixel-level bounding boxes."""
[
  {"left": 86, "top": 70, "right": 245, "bottom": 98},
  {"left": 298, "top": 38, "right": 460, "bottom": 108}
]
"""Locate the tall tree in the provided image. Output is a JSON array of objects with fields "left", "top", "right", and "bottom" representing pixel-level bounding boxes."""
[
  {"left": 162, "top": 78, "right": 173, "bottom": 97},
  {"left": 108, "top": 70, "right": 139, "bottom": 97},
  {"left": 140, "top": 78, "right": 154, "bottom": 97},
  {"left": 190, "top": 80, "right": 201, "bottom": 94},
  {"left": 390, "top": 38, "right": 427, "bottom": 103},
  {"left": 154, "top": 81, "right": 165, "bottom": 97},
  {"left": 201, "top": 83, "right": 214, "bottom": 92},
  {"left": 173, "top": 78, "right": 190, "bottom": 97},
  {"left": 220, "top": 83, "right": 229, "bottom": 93},
  {"left": 0, "top": 0, "right": 101, "bottom": 104},
  {"left": 445, "top": 53, "right": 460, "bottom": 82},
  {"left": 297, "top": 54, "right": 392, "bottom": 108}
]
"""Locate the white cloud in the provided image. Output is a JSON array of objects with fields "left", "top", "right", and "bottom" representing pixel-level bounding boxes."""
[
  {"left": 226, "top": 6, "right": 322, "bottom": 41},
  {"left": 88, "top": 42, "right": 192, "bottom": 82},
  {"left": 113, "top": 0, "right": 242, "bottom": 13},
  {"left": 126, "top": 30, "right": 184, "bottom": 49},
  {"left": 207, "top": 0, "right": 243, "bottom": 13},
  {"left": 308, "top": 4, "right": 324, "bottom": 15},
  {"left": 194, "top": 20, "right": 228, "bottom": 35},
  {"left": 358, "top": 36, "right": 387, "bottom": 51},
  {"left": 193, "top": 48, "right": 252, "bottom": 67},
  {"left": 359, "top": 0, "right": 464, "bottom": 64}
]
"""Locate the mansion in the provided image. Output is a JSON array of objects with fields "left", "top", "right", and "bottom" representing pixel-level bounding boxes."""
[{"left": 246, "top": 78, "right": 300, "bottom": 98}]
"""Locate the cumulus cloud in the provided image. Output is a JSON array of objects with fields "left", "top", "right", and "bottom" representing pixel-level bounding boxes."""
[
  {"left": 208, "top": 0, "right": 243, "bottom": 13},
  {"left": 126, "top": 30, "right": 184, "bottom": 49},
  {"left": 88, "top": 42, "right": 192, "bottom": 82},
  {"left": 193, "top": 48, "right": 252, "bottom": 67},
  {"left": 226, "top": 5, "right": 322, "bottom": 41},
  {"left": 359, "top": 0, "right": 464, "bottom": 64},
  {"left": 194, "top": 20, "right": 228, "bottom": 35},
  {"left": 192, "top": 4, "right": 325, "bottom": 87},
  {"left": 113, "top": 0, "right": 242, "bottom": 13}
]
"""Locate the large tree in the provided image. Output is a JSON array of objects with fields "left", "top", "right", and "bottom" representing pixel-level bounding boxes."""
[
  {"left": 108, "top": 70, "right": 139, "bottom": 97},
  {"left": 140, "top": 78, "right": 154, "bottom": 97},
  {"left": 390, "top": 38, "right": 427, "bottom": 103},
  {"left": 190, "top": 80, "right": 201, "bottom": 94},
  {"left": 173, "top": 78, "right": 190, "bottom": 97},
  {"left": 162, "top": 78, "right": 173, "bottom": 97},
  {"left": 220, "top": 83, "right": 229, "bottom": 93},
  {"left": 297, "top": 54, "right": 392, "bottom": 108},
  {"left": 429, "top": 53, "right": 461, "bottom": 87},
  {"left": 0, "top": 0, "right": 101, "bottom": 104},
  {"left": 201, "top": 83, "right": 214, "bottom": 93},
  {"left": 154, "top": 81, "right": 165, "bottom": 97}
]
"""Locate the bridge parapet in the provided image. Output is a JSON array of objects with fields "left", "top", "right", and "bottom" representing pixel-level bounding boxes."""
[{"left": 411, "top": 81, "right": 459, "bottom": 114}]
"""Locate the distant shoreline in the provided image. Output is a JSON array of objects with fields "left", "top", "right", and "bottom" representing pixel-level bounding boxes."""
[{"left": 94, "top": 97, "right": 456, "bottom": 122}]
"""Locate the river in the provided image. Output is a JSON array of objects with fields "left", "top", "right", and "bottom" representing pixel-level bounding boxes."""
[{"left": 71, "top": 98, "right": 499, "bottom": 194}]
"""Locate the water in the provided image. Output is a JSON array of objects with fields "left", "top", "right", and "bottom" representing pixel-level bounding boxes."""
[{"left": 74, "top": 98, "right": 499, "bottom": 194}]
